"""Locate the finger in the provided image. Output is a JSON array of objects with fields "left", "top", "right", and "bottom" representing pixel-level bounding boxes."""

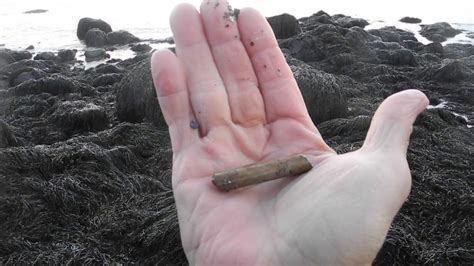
[
  {"left": 362, "top": 89, "right": 429, "bottom": 154},
  {"left": 238, "top": 8, "right": 312, "bottom": 126},
  {"left": 151, "top": 49, "right": 199, "bottom": 153},
  {"left": 200, "top": 1, "right": 266, "bottom": 127},
  {"left": 170, "top": 3, "right": 232, "bottom": 135}
]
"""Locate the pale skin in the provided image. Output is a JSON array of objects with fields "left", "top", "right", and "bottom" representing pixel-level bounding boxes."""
[{"left": 150, "top": 1, "right": 429, "bottom": 265}]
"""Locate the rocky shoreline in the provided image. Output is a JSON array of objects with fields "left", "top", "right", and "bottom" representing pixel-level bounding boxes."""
[{"left": 0, "top": 10, "right": 473, "bottom": 265}]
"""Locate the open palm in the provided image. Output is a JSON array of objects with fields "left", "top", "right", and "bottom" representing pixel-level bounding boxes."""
[{"left": 151, "top": 2, "right": 428, "bottom": 265}]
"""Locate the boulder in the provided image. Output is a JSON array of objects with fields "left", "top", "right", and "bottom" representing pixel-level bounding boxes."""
[
  {"left": 288, "top": 58, "right": 348, "bottom": 123},
  {"left": 443, "top": 43, "right": 474, "bottom": 59},
  {"left": 84, "top": 48, "right": 109, "bottom": 62},
  {"left": 10, "top": 51, "right": 32, "bottom": 61},
  {"left": 0, "top": 51, "right": 15, "bottom": 69},
  {"left": 420, "top": 22, "right": 461, "bottom": 42},
  {"left": 85, "top": 28, "right": 107, "bottom": 47},
  {"left": 116, "top": 59, "right": 165, "bottom": 127},
  {"left": 8, "top": 67, "right": 47, "bottom": 87},
  {"left": 58, "top": 49, "right": 77, "bottom": 62},
  {"left": 95, "top": 64, "right": 124, "bottom": 74},
  {"left": 421, "top": 42, "right": 443, "bottom": 55},
  {"left": 26, "top": 45, "right": 35, "bottom": 50},
  {"left": 34, "top": 52, "right": 58, "bottom": 61},
  {"left": 267, "top": 13, "right": 302, "bottom": 39},
  {"left": 431, "top": 59, "right": 472, "bottom": 82},
  {"left": 47, "top": 100, "right": 109, "bottom": 134},
  {"left": 77, "top": 17, "right": 112, "bottom": 40},
  {"left": 92, "top": 73, "right": 123, "bottom": 87},
  {"left": 334, "top": 15, "right": 369, "bottom": 28},
  {"left": 106, "top": 30, "right": 140, "bottom": 45},
  {"left": 130, "top": 43, "right": 152, "bottom": 53},
  {"left": 399, "top": 17, "right": 422, "bottom": 24},
  {"left": 388, "top": 49, "right": 417, "bottom": 66},
  {"left": 9, "top": 74, "right": 93, "bottom": 96}
]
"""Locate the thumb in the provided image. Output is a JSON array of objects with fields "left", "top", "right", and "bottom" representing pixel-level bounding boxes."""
[{"left": 362, "top": 89, "right": 429, "bottom": 154}]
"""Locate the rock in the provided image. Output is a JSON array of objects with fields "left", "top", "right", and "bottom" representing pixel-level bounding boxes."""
[
  {"left": 23, "top": 9, "right": 48, "bottom": 14},
  {"left": 467, "top": 32, "right": 474, "bottom": 39},
  {"left": 34, "top": 52, "right": 58, "bottom": 61},
  {"left": 95, "top": 64, "right": 124, "bottom": 74},
  {"left": 77, "top": 17, "right": 112, "bottom": 40},
  {"left": 420, "top": 22, "right": 461, "bottom": 42},
  {"left": 267, "top": 13, "right": 302, "bottom": 39},
  {"left": 399, "top": 17, "right": 422, "bottom": 24},
  {"left": 369, "top": 29, "right": 402, "bottom": 43},
  {"left": 388, "top": 49, "right": 417, "bottom": 66},
  {"left": 106, "top": 30, "right": 140, "bottom": 45},
  {"left": 116, "top": 59, "right": 165, "bottom": 127},
  {"left": 8, "top": 67, "right": 47, "bottom": 87},
  {"left": 57, "top": 49, "right": 77, "bottom": 62},
  {"left": 430, "top": 59, "right": 472, "bottom": 82},
  {"left": 84, "top": 48, "right": 109, "bottom": 62},
  {"left": 92, "top": 73, "right": 123, "bottom": 87},
  {"left": 26, "top": 45, "right": 35, "bottom": 50},
  {"left": 0, "top": 51, "right": 15, "bottom": 69},
  {"left": 443, "top": 43, "right": 474, "bottom": 59},
  {"left": 288, "top": 58, "right": 348, "bottom": 123},
  {"left": 403, "top": 40, "right": 424, "bottom": 51},
  {"left": 85, "top": 28, "right": 107, "bottom": 47},
  {"left": 47, "top": 100, "right": 109, "bottom": 134},
  {"left": 10, "top": 51, "right": 32, "bottom": 61},
  {"left": 9, "top": 74, "right": 93, "bottom": 96},
  {"left": 334, "top": 15, "right": 369, "bottom": 28},
  {"left": 421, "top": 42, "right": 443, "bottom": 55},
  {"left": 0, "top": 120, "right": 19, "bottom": 148},
  {"left": 130, "top": 43, "right": 152, "bottom": 53}
]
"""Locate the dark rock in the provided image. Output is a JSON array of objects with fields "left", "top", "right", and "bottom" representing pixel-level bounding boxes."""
[
  {"left": 130, "top": 43, "right": 152, "bottom": 53},
  {"left": 92, "top": 73, "right": 123, "bottom": 87},
  {"left": 334, "top": 15, "right": 369, "bottom": 28},
  {"left": 47, "top": 100, "right": 109, "bottom": 134},
  {"left": 34, "top": 52, "right": 58, "bottom": 61},
  {"left": 0, "top": 51, "right": 15, "bottom": 68},
  {"left": 403, "top": 40, "right": 424, "bottom": 51},
  {"left": 23, "top": 9, "right": 48, "bottom": 14},
  {"left": 443, "top": 43, "right": 474, "bottom": 59},
  {"left": 26, "top": 45, "right": 35, "bottom": 50},
  {"left": 77, "top": 17, "right": 112, "bottom": 40},
  {"left": 106, "top": 30, "right": 140, "bottom": 45},
  {"left": 95, "top": 64, "right": 125, "bottom": 74},
  {"left": 288, "top": 58, "right": 348, "bottom": 123},
  {"left": 420, "top": 22, "right": 461, "bottom": 42},
  {"left": 10, "top": 51, "right": 32, "bottom": 61},
  {"left": 429, "top": 59, "right": 472, "bottom": 82},
  {"left": 388, "top": 49, "right": 417, "bottom": 66},
  {"left": 116, "top": 59, "right": 165, "bottom": 127},
  {"left": 84, "top": 48, "right": 109, "bottom": 62},
  {"left": 0, "top": 120, "right": 19, "bottom": 148},
  {"left": 267, "top": 13, "right": 302, "bottom": 39},
  {"left": 369, "top": 28, "right": 402, "bottom": 43},
  {"left": 9, "top": 74, "right": 93, "bottom": 96},
  {"left": 85, "top": 28, "right": 107, "bottom": 47},
  {"left": 57, "top": 49, "right": 77, "bottom": 62},
  {"left": 9, "top": 67, "right": 47, "bottom": 87},
  {"left": 467, "top": 32, "right": 474, "bottom": 39},
  {"left": 399, "top": 17, "right": 422, "bottom": 24},
  {"left": 8, "top": 93, "right": 53, "bottom": 118},
  {"left": 421, "top": 42, "right": 443, "bottom": 55}
]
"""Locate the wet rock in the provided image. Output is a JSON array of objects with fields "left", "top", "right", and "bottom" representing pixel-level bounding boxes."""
[
  {"left": 85, "top": 48, "right": 109, "bottom": 62},
  {"left": 429, "top": 59, "right": 472, "bottom": 82},
  {"left": 85, "top": 28, "right": 107, "bottom": 47},
  {"left": 8, "top": 93, "right": 53, "bottom": 118},
  {"left": 116, "top": 59, "right": 165, "bottom": 127},
  {"left": 26, "top": 45, "right": 35, "bottom": 50},
  {"left": 106, "top": 30, "right": 140, "bottom": 45},
  {"left": 421, "top": 42, "right": 443, "bottom": 55},
  {"left": 77, "top": 17, "right": 112, "bottom": 40},
  {"left": 388, "top": 49, "right": 417, "bottom": 66},
  {"left": 34, "top": 52, "right": 58, "bottom": 61},
  {"left": 420, "top": 22, "right": 461, "bottom": 42},
  {"left": 333, "top": 15, "right": 369, "bottom": 28},
  {"left": 9, "top": 74, "right": 93, "bottom": 97},
  {"left": 443, "top": 43, "right": 474, "bottom": 59},
  {"left": 289, "top": 58, "right": 348, "bottom": 123},
  {"left": 23, "top": 9, "right": 48, "bottom": 14},
  {"left": 10, "top": 51, "right": 32, "bottom": 61},
  {"left": 57, "top": 49, "right": 77, "bottom": 62},
  {"left": 95, "top": 64, "right": 124, "bottom": 74},
  {"left": 92, "top": 73, "right": 123, "bottom": 87},
  {"left": 0, "top": 51, "right": 15, "bottom": 68},
  {"left": 267, "top": 13, "right": 302, "bottom": 39},
  {"left": 403, "top": 40, "right": 424, "bottom": 51},
  {"left": 130, "top": 43, "right": 152, "bottom": 53},
  {"left": 47, "top": 100, "right": 109, "bottom": 134},
  {"left": 9, "top": 67, "right": 47, "bottom": 87},
  {"left": 399, "top": 17, "right": 422, "bottom": 24},
  {"left": 0, "top": 120, "right": 19, "bottom": 148}
]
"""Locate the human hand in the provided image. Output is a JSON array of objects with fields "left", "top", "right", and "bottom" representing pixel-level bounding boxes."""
[{"left": 150, "top": 1, "right": 428, "bottom": 265}]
